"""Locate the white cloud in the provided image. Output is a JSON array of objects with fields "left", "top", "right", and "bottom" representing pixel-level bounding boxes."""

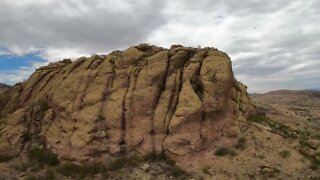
[{"left": 0, "top": 60, "right": 46, "bottom": 85}]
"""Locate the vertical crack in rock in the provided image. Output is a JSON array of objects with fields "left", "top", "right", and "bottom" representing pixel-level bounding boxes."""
[
  {"left": 167, "top": 67, "right": 184, "bottom": 131},
  {"left": 39, "top": 69, "right": 62, "bottom": 92},
  {"left": 119, "top": 73, "right": 131, "bottom": 154},
  {"left": 68, "top": 66, "right": 87, "bottom": 156},
  {"left": 195, "top": 51, "right": 207, "bottom": 140},
  {"left": 78, "top": 69, "right": 99, "bottom": 110},
  {"left": 63, "top": 57, "right": 86, "bottom": 79},
  {"left": 126, "top": 64, "right": 143, "bottom": 150},
  {"left": 20, "top": 70, "right": 55, "bottom": 104},
  {"left": 148, "top": 52, "right": 171, "bottom": 151},
  {"left": 99, "top": 59, "right": 116, "bottom": 115},
  {"left": 161, "top": 50, "right": 195, "bottom": 149}
]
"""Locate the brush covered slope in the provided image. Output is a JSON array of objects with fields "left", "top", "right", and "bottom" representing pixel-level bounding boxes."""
[{"left": 0, "top": 44, "right": 256, "bottom": 164}]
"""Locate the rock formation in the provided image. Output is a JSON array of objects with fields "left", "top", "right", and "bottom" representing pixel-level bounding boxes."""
[{"left": 0, "top": 44, "right": 256, "bottom": 162}]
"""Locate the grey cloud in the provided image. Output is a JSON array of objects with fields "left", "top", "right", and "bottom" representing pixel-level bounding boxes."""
[
  {"left": 0, "top": 0, "right": 319, "bottom": 92},
  {"left": 167, "top": 0, "right": 291, "bottom": 16},
  {"left": 0, "top": 0, "right": 166, "bottom": 52}
]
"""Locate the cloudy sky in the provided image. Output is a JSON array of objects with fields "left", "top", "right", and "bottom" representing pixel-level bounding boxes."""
[{"left": 0, "top": 0, "right": 319, "bottom": 92}]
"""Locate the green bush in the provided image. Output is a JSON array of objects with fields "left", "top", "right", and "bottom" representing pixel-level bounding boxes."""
[
  {"left": 14, "top": 161, "right": 33, "bottom": 172},
  {"left": 247, "top": 114, "right": 269, "bottom": 123},
  {"left": 235, "top": 137, "right": 247, "bottom": 150},
  {"left": 170, "top": 165, "right": 186, "bottom": 178},
  {"left": 144, "top": 151, "right": 177, "bottom": 166},
  {"left": 58, "top": 163, "right": 106, "bottom": 178},
  {"left": 0, "top": 153, "right": 15, "bottom": 162},
  {"left": 202, "top": 165, "right": 211, "bottom": 175},
  {"left": 31, "top": 99, "right": 49, "bottom": 111},
  {"left": 57, "top": 163, "right": 83, "bottom": 178},
  {"left": 21, "top": 132, "right": 32, "bottom": 143},
  {"left": 278, "top": 150, "right": 291, "bottom": 158},
  {"left": 97, "top": 114, "right": 105, "bottom": 121},
  {"left": 24, "top": 175, "right": 38, "bottom": 180},
  {"left": 44, "top": 168, "right": 56, "bottom": 180},
  {"left": 28, "top": 147, "right": 59, "bottom": 166},
  {"left": 108, "top": 157, "right": 130, "bottom": 171},
  {"left": 215, "top": 147, "right": 236, "bottom": 156},
  {"left": 310, "top": 158, "right": 320, "bottom": 170}
]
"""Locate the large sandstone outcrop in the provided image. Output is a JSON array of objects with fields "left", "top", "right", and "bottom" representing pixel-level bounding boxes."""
[{"left": 0, "top": 44, "right": 256, "bottom": 162}]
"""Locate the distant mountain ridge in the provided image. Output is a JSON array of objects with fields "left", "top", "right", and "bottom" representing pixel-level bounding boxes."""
[
  {"left": 0, "top": 83, "right": 10, "bottom": 94},
  {"left": 0, "top": 83, "right": 10, "bottom": 88}
]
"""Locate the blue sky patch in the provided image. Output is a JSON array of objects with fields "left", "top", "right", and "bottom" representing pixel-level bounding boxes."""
[{"left": 0, "top": 53, "right": 45, "bottom": 71}]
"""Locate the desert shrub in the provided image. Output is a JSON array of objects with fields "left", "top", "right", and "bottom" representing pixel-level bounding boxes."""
[
  {"left": 202, "top": 165, "right": 211, "bottom": 175},
  {"left": 235, "top": 137, "right": 247, "bottom": 150},
  {"left": 14, "top": 161, "right": 32, "bottom": 172},
  {"left": 24, "top": 175, "right": 38, "bottom": 180},
  {"left": 307, "top": 117, "right": 314, "bottom": 122},
  {"left": 144, "top": 151, "right": 165, "bottom": 161},
  {"left": 28, "top": 147, "right": 59, "bottom": 166},
  {"left": 44, "top": 168, "right": 56, "bottom": 180},
  {"left": 278, "top": 150, "right": 291, "bottom": 158},
  {"left": 0, "top": 153, "right": 15, "bottom": 162},
  {"left": 21, "top": 132, "right": 32, "bottom": 143},
  {"left": 57, "top": 163, "right": 83, "bottom": 178},
  {"left": 97, "top": 113, "right": 105, "bottom": 121},
  {"left": 108, "top": 157, "right": 130, "bottom": 171},
  {"left": 249, "top": 115, "right": 295, "bottom": 139},
  {"left": 311, "top": 175, "right": 320, "bottom": 180},
  {"left": 299, "top": 139, "right": 316, "bottom": 150},
  {"left": 31, "top": 99, "right": 49, "bottom": 112},
  {"left": 143, "top": 151, "right": 176, "bottom": 166},
  {"left": 58, "top": 162, "right": 106, "bottom": 178},
  {"left": 310, "top": 158, "right": 320, "bottom": 170},
  {"left": 261, "top": 167, "right": 280, "bottom": 178},
  {"left": 215, "top": 147, "right": 236, "bottom": 156},
  {"left": 143, "top": 151, "right": 186, "bottom": 177},
  {"left": 247, "top": 114, "right": 269, "bottom": 123},
  {"left": 170, "top": 165, "right": 186, "bottom": 178}
]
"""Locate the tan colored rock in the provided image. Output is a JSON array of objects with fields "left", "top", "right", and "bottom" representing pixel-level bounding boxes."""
[{"left": 0, "top": 44, "right": 256, "bottom": 162}]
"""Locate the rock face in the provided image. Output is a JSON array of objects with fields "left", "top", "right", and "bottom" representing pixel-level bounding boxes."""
[{"left": 0, "top": 44, "right": 256, "bottom": 162}]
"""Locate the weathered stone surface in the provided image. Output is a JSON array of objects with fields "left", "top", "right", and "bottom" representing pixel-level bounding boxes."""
[{"left": 0, "top": 44, "right": 256, "bottom": 162}]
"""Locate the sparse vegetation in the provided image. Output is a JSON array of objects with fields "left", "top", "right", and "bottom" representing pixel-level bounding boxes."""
[
  {"left": 21, "top": 132, "right": 32, "bottom": 143},
  {"left": 97, "top": 113, "right": 105, "bottom": 121},
  {"left": 248, "top": 114, "right": 298, "bottom": 139},
  {"left": 0, "top": 153, "right": 16, "bottom": 162},
  {"left": 235, "top": 137, "right": 247, "bottom": 150},
  {"left": 28, "top": 147, "right": 59, "bottom": 166},
  {"left": 143, "top": 151, "right": 175, "bottom": 165},
  {"left": 215, "top": 146, "right": 237, "bottom": 156},
  {"left": 14, "top": 161, "right": 34, "bottom": 172},
  {"left": 44, "top": 168, "right": 56, "bottom": 180},
  {"left": 278, "top": 150, "right": 291, "bottom": 158},
  {"left": 58, "top": 162, "right": 106, "bottom": 178},
  {"left": 57, "top": 152, "right": 187, "bottom": 179},
  {"left": 31, "top": 99, "right": 49, "bottom": 112},
  {"left": 169, "top": 164, "right": 186, "bottom": 178},
  {"left": 107, "top": 156, "right": 140, "bottom": 171},
  {"left": 307, "top": 117, "right": 314, "bottom": 122},
  {"left": 247, "top": 114, "right": 269, "bottom": 123},
  {"left": 25, "top": 175, "right": 38, "bottom": 180},
  {"left": 260, "top": 167, "right": 280, "bottom": 178},
  {"left": 202, "top": 165, "right": 211, "bottom": 175},
  {"left": 143, "top": 151, "right": 186, "bottom": 177}
]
